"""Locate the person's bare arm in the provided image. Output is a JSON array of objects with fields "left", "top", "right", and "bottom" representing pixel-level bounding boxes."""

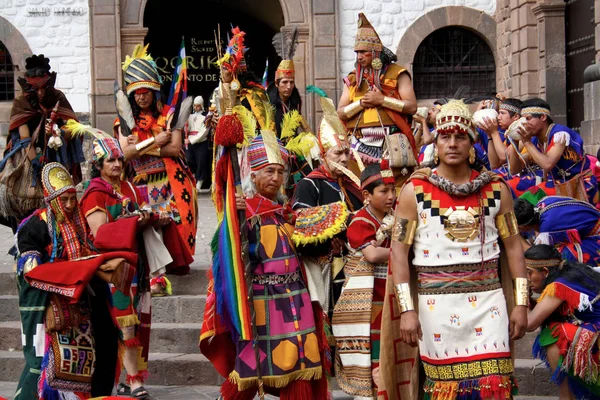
[
  {"left": 508, "top": 142, "right": 528, "bottom": 175},
  {"left": 527, "top": 295, "right": 563, "bottom": 331},
  {"left": 362, "top": 244, "right": 390, "bottom": 264},
  {"left": 159, "top": 129, "right": 183, "bottom": 157},
  {"left": 498, "top": 183, "right": 528, "bottom": 340},
  {"left": 396, "top": 73, "right": 417, "bottom": 115},
  {"left": 86, "top": 210, "right": 108, "bottom": 237},
  {"left": 337, "top": 85, "right": 352, "bottom": 121},
  {"left": 391, "top": 183, "right": 422, "bottom": 346},
  {"left": 521, "top": 140, "right": 566, "bottom": 173}
]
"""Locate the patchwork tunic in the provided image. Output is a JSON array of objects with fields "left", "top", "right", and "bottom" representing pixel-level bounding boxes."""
[
  {"left": 230, "top": 196, "right": 323, "bottom": 390},
  {"left": 411, "top": 170, "right": 517, "bottom": 399}
]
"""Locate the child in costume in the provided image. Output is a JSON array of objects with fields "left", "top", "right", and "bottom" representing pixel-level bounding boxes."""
[
  {"left": 526, "top": 244, "right": 600, "bottom": 399},
  {"left": 332, "top": 163, "right": 396, "bottom": 399}
]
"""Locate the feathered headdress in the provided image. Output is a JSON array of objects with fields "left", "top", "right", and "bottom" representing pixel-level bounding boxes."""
[
  {"left": 272, "top": 27, "right": 299, "bottom": 80},
  {"left": 217, "top": 27, "right": 248, "bottom": 75},
  {"left": 65, "top": 120, "right": 125, "bottom": 162},
  {"left": 306, "top": 85, "right": 349, "bottom": 154},
  {"left": 122, "top": 44, "right": 162, "bottom": 95}
]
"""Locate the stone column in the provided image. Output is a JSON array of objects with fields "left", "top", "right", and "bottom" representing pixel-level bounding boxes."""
[
  {"left": 532, "top": 0, "right": 567, "bottom": 125},
  {"left": 120, "top": 27, "right": 148, "bottom": 63},
  {"left": 90, "top": 0, "right": 122, "bottom": 133}
]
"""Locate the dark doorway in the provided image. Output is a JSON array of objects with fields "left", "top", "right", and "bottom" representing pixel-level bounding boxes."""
[
  {"left": 0, "top": 41, "right": 14, "bottom": 101},
  {"left": 412, "top": 27, "right": 496, "bottom": 100},
  {"left": 565, "top": 0, "right": 595, "bottom": 131},
  {"left": 143, "top": 0, "right": 283, "bottom": 108}
]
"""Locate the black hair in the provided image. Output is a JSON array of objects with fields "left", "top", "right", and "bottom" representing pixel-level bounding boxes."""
[
  {"left": 128, "top": 91, "right": 160, "bottom": 119},
  {"left": 514, "top": 198, "right": 539, "bottom": 226},
  {"left": 501, "top": 98, "right": 523, "bottom": 117},
  {"left": 266, "top": 83, "right": 302, "bottom": 113},
  {"left": 522, "top": 98, "right": 554, "bottom": 124},
  {"left": 360, "top": 164, "right": 385, "bottom": 194},
  {"left": 381, "top": 47, "right": 398, "bottom": 68},
  {"left": 525, "top": 244, "right": 600, "bottom": 294},
  {"left": 90, "top": 159, "right": 104, "bottom": 179}
]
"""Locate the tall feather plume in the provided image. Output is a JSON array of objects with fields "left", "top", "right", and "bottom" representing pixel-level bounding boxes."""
[
  {"left": 280, "top": 110, "right": 302, "bottom": 141},
  {"left": 306, "top": 85, "right": 328, "bottom": 99},
  {"left": 65, "top": 120, "right": 112, "bottom": 140},
  {"left": 173, "top": 96, "right": 194, "bottom": 130},
  {"left": 452, "top": 85, "right": 470, "bottom": 100},
  {"left": 114, "top": 82, "right": 134, "bottom": 136},
  {"left": 233, "top": 105, "right": 257, "bottom": 147},
  {"left": 328, "top": 161, "right": 361, "bottom": 187},
  {"left": 122, "top": 44, "right": 152, "bottom": 72},
  {"left": 263, "top": 101, "right": 276, "bottom": 132},
  {"left": 272, "top": 32, "right": 285, "bottom": 59},
  {"left": 286, "top": 27, "right": 299, "bottom": 60}
]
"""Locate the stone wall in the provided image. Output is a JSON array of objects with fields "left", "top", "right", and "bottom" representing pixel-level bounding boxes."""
[
  {"left": 0, "top": 0, "right": 92, "bottom": 113},
  {"left": 338, "top": 0, "right": 496, "bottom": 78}
]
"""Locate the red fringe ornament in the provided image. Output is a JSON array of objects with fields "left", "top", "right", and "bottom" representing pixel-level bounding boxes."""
[
  {"left": 126, "top": 371, "right": 149, "bottom": 384},
  {"left": 280, "top": 379, "right": 313, "bottom": 400},
  {"left": 215, "top": 114, "right": 244, "bottom": 147},
  {"left": 123, "top": 338, "right": 142, "bottom": 348},
  {"left": 220, "top": 379, "right": 257, "bottom": 400}
]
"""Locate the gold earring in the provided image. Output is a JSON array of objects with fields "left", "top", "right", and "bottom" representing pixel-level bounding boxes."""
[
  {"left": 469, "top": 147, "right": 476, "bottom": 164},
  {"left": 433, "top": 147, "right": 439, "bottom": 164}
]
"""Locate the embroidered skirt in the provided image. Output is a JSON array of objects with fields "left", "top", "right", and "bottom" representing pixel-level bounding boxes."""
[{"left": 416, "top": 261, "right": 517, "bottom": 399}]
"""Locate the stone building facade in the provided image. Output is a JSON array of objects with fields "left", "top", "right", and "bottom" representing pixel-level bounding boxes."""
[
  {"left": 0, "top": 0, "right": 599, "bottom": 153},
  {"left": 0, "top": 0, "right": 91, "bottom": 130}
]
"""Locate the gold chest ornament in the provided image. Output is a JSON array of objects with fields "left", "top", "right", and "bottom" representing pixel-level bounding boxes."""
[{"left": 443, "top": 206, "right": 480, "bottom": 242}]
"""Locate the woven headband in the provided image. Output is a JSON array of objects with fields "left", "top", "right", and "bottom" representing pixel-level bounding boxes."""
[
  {"left": 521, "top": 106, "right": 550, "bottom": 117},
  {"left": 499, "top": 103, "right": 520, "bottom": 115},
  {"left": 361, "top": 170, "right": 393, "bottom": 189},
  {"left": 525, "top": 258, "right": 563, "bottom": 270}
]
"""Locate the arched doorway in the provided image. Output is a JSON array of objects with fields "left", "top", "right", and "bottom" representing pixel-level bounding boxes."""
[
  {"left": 0, "top": 40, "right": 15, "bottom": 102},
  {"left": 143, "top": 0, "right": 283, "bottom": 106},
  {"left": 412, "top": 27, "right": 496, "bottom": 100}
]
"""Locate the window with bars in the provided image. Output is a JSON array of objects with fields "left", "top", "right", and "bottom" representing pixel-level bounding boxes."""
[
  {"left": 412, "top": 27, "right": 496, "bottom": 99},
  {"left": 0, "top": 41, "right": 14, "bottom": 102}
]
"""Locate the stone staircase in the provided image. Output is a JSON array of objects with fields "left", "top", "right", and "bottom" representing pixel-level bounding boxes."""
[{"left": 0, "top": 197, "right": 558, "bottom": 397}]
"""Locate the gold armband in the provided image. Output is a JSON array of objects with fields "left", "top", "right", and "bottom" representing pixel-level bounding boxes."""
[
  {"left": 514, "top": 277, "right": 529, "bottom": 307},
  {"left": 392, "top": 218, "right": 417, "bottom": 244},
  {"left": 135, "top": 137, "right": 158, "bottom": 156},
  {"left": 382, "top": 96, "right": 405, "bottom": 113},
  {"left": 394, "top": 283, "right": 415, "bottom": 313},
  {"left": 343, "top": 100, "right": 364, "bottom": 118},
  {"left": 496, "top": 210, "right": 519, "bottom": 239},
  {"left": 145, "top": 146, "right": 161, "bottom": 157}
]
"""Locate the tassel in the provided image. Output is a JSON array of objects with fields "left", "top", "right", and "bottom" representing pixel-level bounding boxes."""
[
  {"left": 280, "top": 379, "right": 312, "bottom": 400},
  {"left": 215, "top": 114, "right": 244, "bottom": 147},
  {"left": 220, "top": 378, "right": 257, "bottom": 400},
  {"left": 123, "top": 337, "right": 142, "bottom": 348},
  {"left": 126, "top": 371, "right": 148, "bottom": 385}
]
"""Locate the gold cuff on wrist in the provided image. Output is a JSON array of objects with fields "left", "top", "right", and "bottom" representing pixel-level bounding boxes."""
[
  {"left": 514, "top": 277, "right": 529, "bottom": 307},
  {"left": 135, "top": 137, "right": 157, "bottom": 155},
  {"left": 394, "top": 283, "right": 414, "bottom": 313},
  {"left": 496, "top": 210, "right": 519, "bottom": 239},
  {"left": 382, "top": 96, "right": 405, "bottom": 113},
  {"left": 343, "top": 100, "right": 364, "bottom": 119},
  {"left": 392, "top": 218, "right": 417, "bottom": 245}
]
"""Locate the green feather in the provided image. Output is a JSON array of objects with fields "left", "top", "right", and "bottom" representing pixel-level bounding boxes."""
[{"left": 306, "top": 85, "right": 328, "bottom": 98}]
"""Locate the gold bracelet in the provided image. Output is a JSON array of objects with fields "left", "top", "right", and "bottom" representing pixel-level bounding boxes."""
[
  {"left": 382, "top": 96, "right": 405, "bottom": 113},
  {"left": 343, "top": 100, "right": 364, "bottom": 119},
  {"left": 394, "top": 283, "right": 414, "bottom": 313},
  {"left": 514, "top": 277, "right": 529, "bottom": 307},
  {"left": 145, "top": 145, "right": 161, "bottom": 157},
  {"left": 391, "top": 218, "right": 417, "bottom": 244},
  {"left": 496, "top": 210, "right": 519, "bottom": 239},
  {"left": 135, "top": 137, "right": 157, "bottom": 155}
]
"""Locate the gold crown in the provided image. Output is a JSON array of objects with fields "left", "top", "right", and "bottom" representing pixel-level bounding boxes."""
[
  {"left": 435, "top": 99, "right": 476, "bottom": 140},
  {"left": 275, "top": 60, "right": 295, "bottom": 80}
]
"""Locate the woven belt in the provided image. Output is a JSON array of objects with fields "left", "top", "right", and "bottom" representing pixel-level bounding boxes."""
[
  {"left": 252, "top": 271, "right": 301, "bottom": 285},
  {"left": 416, "top": 260, "right": 501, "bottom": 295}
]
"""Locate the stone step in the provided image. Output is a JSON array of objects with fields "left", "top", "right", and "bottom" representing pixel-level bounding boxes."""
[
  {"left": 0, "top": 295, "right": 18, "bottom": 322},
  {"left": 150, "top": 323, "right": 202, "bottom": 354},
  {"left": 0, "top": 352, "right": 555, "bottom": 395},
  {"left": 0, "top": 321, "right": 20, "bottom": 351},
  {"left": 0, "top": 271, "right": 17, "bottom": 296},
  {"left": 166, "top": 268, "right": 210, "bottom": 296},
  {"left": 152, "top": 294, "right": 206, "bottom": 324},
  {"left": 515, "top": 331, "right": 537, "bottom": 359}
]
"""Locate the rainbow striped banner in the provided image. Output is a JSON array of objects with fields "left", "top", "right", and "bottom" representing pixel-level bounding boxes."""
[
  {"left": 164, "top": 37, "right": 188, "bottom": 128},
  {"left": 213, "top": 157, "right": 252, "bottom": 340}
]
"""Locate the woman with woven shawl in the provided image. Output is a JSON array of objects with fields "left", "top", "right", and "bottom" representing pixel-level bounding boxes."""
[
  {"left": 115, "top": 44, "right": 197, "bottom": 296},
  {"left": 387, "top": 99, "right": 528, "bottom": 399},
  {"left": 200, "top": 131, "right": 327, "bottom": 400},
  {"left": 1, "top": 54, "right": 84, "bottom": 226},
  {"left": 526, "top": 244, "right": 600, "bottom": 399},
  {"left": 332, "top": 163, "right": 396, "bottom": 399},
  {"left": 514, "top": 196, "right": 600, "bottom": 267},
  {"left": 14, "top": 163, "right": 121, "bottom": 400}
]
